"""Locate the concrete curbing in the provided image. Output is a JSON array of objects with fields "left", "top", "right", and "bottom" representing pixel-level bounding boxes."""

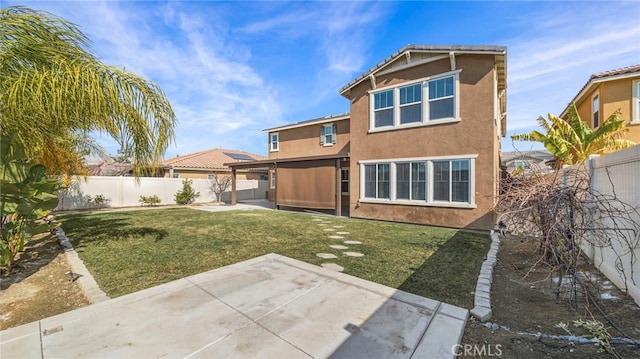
[
  {"left": 52, "top": 223, "right": 110, "bottom": 304},
  {"left": 470, "top": 230, "right": 500, "bottom": 322},
  {"left": 64, "top": 250, "right": 110, "bottom": 304}
]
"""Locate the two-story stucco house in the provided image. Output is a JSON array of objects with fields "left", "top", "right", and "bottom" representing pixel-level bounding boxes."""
[
  {"left": 561, "top": 65, "right": 640, "bottom": 145},
  {"left": 228, "top": 45, "right": 507, "bottom": 231}
]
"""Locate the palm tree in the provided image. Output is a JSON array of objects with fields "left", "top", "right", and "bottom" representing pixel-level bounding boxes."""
[
  {"left": 0, "top": 6, "right": 177, "bottom": 176},
  {"left": 511, "top": 103, "right": 636, "bottom": 167}
]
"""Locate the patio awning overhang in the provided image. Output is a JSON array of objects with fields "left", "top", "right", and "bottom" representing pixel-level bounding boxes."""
[
  {"left": 225, "top": 153, "right": 350, "bottom": 216},
  {"left": 224, "top": 153, "right": 350, "bottom": 170}
]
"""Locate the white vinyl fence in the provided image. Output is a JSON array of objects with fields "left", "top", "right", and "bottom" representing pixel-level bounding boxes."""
[
  {"left": 56, "top": 177, "right": 268, "bottom": 211},
  {"left": 584, "top": 146, "right": 640, "bottom": 305}
]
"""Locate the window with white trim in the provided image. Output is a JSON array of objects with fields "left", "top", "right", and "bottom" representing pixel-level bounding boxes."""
[
  {"left": 433, "top": 159, "right": 469, "bottom": 203},
  {"left": 633, "top": 80, "right": 640, "bottom": 124},
  {"left": 370, "top": 71, "right": 460, "bottom": 131},
  {"left": 270, "top": 133, "right": 279, "bottom": 152},
  {"left": 360, "top": 157, "right": 475, "bottom": 207},
  {"left": 396, "top": 162, "right": 426, "bottom": 200},
  {"left": 320, "top": 124, "right": 337, "bottom": 146},
  {"left": 172, "top": 173, "right": 180, "bottom": 178},
  {"left": 592, "top": 93, "right": 600, "bottom": 128},
  {"left": 364, "top": 163, "right": 390, "bottom": 199}
]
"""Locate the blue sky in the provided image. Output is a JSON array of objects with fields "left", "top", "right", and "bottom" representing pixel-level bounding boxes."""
[{"left": 8, "top": 1, "right": 640, "bottom": 158}]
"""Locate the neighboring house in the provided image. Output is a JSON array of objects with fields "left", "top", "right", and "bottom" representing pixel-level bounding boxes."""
[
  {"left": 501, "top": 150, "right": 554, "bottom": 174},
  {"left": 86, "top": 161, "right": 134, "bottom": 176},
  {"left": 228, "top": 45, "right": 507, "bottom": 231},
  {"left": 561, "top": 65, "right": 640, "bottom": 145},
  {"left": 160, "top": 148, "right": 268, "bottom": 180}
]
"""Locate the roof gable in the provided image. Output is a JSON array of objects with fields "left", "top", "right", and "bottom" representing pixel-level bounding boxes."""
[
  {"left": 339, "top": 44, "right": 507, "bottom": 97},
  {"left": 561, "top": 64, "right": 640, "bottom": 117}
]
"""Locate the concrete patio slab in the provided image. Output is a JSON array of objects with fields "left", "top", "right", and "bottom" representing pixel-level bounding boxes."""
[{"left": 0, "top": 253, "right": 467, "bottom": 359}]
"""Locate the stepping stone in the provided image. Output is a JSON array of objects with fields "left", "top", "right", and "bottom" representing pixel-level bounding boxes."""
[
  {"left": 321, "top": 263, "right": 344, "bottom": 272},
  {"left": 344, "top": 240, "right": 362, "bottom": 245},
  {"left": 336, "top": 231, "right": 350, "bottom": 235},
  {"left": 316, "top": 253, "right": 338, "bottom": 259},
  {"left": 332, "top": 225, "right": 345, "bottom": 228},
  {"left": 344, "top": 252, "right": 364, "bottom": 257},
  {"left": 312, "top": 218, "right": 323, "bottom": 221},
  {"left": 330, "top": 245, "right": 348, "bottom": 250},
  {"left": 317, "top": 223, "right": 328, "bottom": 226},
  {"left": 328, "top": 235, "right": 344, "bottom": 239},
  {"left": 323, "top": 228, "right": 335, "bottom": 232}
]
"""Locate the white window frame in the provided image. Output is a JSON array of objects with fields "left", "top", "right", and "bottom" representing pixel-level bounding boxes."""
[
  {"left": 632, "top": 80, "right": 640, "bottom": 125},
  {"left": 359, "top": 155, "right": 476, "bottom": 209},
  {"left": 592, "top": 92, "right": 600, "bottom": 128},
  {"left": 368, "top": 70, "right": 462, "bottom": 133},
  {"left": 270, "top": 132, "right": 279, "bottom": 152},
  {"left": 172, "top": 173, "right": 180, "bottom": 179},
  {"left": 320, "top": 124, "right": 337, "bottom": 146}
]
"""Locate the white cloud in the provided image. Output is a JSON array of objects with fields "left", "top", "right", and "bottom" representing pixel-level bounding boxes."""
[{"left": 503, "top": 2, "right": 640, "bottom": 150}]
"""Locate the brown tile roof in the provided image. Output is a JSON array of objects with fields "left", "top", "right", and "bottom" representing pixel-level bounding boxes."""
[{"left": 161, "top": 148, "right": 267, "bottom": 170}]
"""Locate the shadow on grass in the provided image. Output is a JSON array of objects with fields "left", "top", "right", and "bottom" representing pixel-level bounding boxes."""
[
  {"left": 0, "top": 234, "right": 62, "bottom": 290},
  {"left": 62, "top": 214, "right": 169, "bottom": 246},
  {"left": 397, "top": 230, "right": 491, "bottom": 309}
]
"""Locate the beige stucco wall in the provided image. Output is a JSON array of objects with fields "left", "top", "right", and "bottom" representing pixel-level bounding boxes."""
[
  {"left": 348, "top": 55, "right": 501, "bottom": 231},
  {"left": 575, "top": 76, "right": 640, "bottom": 146},
  {"left": 268, "top": 120, "right": 350, "bottom": 159}
]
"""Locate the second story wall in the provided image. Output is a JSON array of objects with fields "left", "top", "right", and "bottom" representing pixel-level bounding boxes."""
[
  {"left": 267, "top": 117, "right": 350, "bottom": 159},
  {"left": 574, "top": 76, "right": 640, "bottom": 145}
]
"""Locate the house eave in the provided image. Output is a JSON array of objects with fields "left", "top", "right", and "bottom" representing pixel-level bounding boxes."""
[
  {"left": 226, "top": 153, "right": 350, "bottom": 170},
  {"left": 560, "top": 69, "right": 640, "bottom": 118},
  {"left": 263, "top": 113, "right": 350, "bottom": 133},
  {"left": 339, "top": 44, "right": 507, "bottom": 98}
]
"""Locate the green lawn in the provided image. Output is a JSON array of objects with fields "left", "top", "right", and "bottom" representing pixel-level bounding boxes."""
[{"left": 61, "top": 208, "right": 490, "bottom": 308}]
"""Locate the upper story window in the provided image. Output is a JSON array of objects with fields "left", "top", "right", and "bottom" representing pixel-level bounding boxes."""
[
  {"left": 633, "top": 80, "right": 640, "bottom": 124},
  {"left": 270, "top": 132, "right": 279, "bottom": 152},
  {"left": 320, "top": 124, "right": 337, "bottom": 146},
  {"left": 592, "top": 93, "right": 600, "bottom": 128},
  {"left": 374, "top": 90, "right": 394, "bottom": 127},
  {"left": 428, "top": 76, "right": 455, "bottom": 120},
  {"left": 400, "top": 83, "right": 422, "bottom": 124},
  {"left": 370, "top": 70, "right": 460, "bottom": 132}
]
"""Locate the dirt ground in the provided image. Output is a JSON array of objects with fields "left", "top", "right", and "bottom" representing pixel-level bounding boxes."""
[
  {"left": 2, "top": 234, "right": 639, "bottom": 359},
  {"left": 461, "top": 238, "right": 640, "bottom": 358},
  {"left": 0, "top": 234, "right": 90, "bottom": 330}
]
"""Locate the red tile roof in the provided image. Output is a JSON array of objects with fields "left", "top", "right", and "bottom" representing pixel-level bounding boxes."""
[
  {"left": 590, "top": 64, "right": 640, "bottom": 80},
  {"left": 561, "top": 64, "right": 640, "bottom": 117},
  {"left": 161, "top": 148, "right": 267, "bottom": 170}
]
